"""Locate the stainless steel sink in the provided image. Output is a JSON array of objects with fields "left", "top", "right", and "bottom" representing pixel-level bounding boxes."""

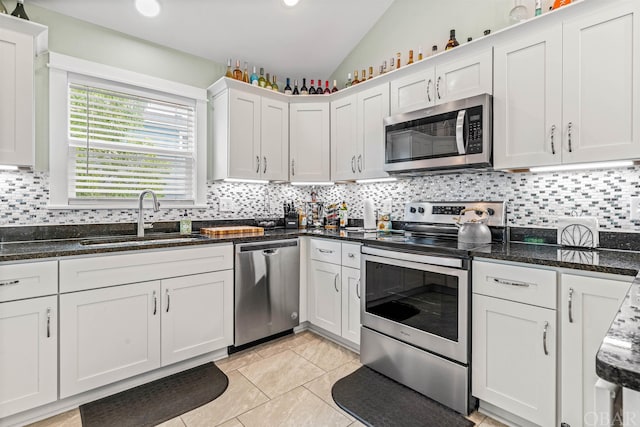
[{"left": 80, "top": 234, "right": 205, "bottom": 248}]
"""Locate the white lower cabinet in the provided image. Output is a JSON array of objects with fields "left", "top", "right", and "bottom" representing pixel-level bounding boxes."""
[
  {"left": 560, "top": 274, "right": 632, "bottom": 427},
  {"left": 341, "top": 266, "right": 361, "bottom": 345},
  {"left": 60, "top": 281, "right": 161, "bottom": 398},
  {"left": 472, "top": 294, "right": 557, "bottom": 427},
  {"left": 0, "top": 296, "right": 57, "bottom": 418},
  {"left": 161, "top": 270, "right": 234, "bottom": 366},
  {"left": 307, "top": 240, "right": 362, "bottom": 346}
]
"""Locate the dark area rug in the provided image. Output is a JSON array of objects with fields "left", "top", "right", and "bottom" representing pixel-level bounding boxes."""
[
  {"left": 332, "top": 366, "right": 474, "bottom": 427},
  {"left": 80, "top": 362, "right": 228, "bottom": 427}
]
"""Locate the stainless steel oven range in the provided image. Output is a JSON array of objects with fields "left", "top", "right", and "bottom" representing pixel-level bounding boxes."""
[{"left": 360, "top": 201, "right": 506, "bottom": 415}]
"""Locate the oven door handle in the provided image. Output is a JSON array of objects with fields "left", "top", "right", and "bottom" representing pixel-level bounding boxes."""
[{"left": 455, "top": 109, "right": 467, "bottom": 155}]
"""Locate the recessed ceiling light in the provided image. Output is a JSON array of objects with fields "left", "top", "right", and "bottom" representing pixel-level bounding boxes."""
[
  {"left": 135, "top": 0, "right": 161, "bottom": 17},
  {"left": 282, "top": 0, "right": 300, "bottom": 7}
]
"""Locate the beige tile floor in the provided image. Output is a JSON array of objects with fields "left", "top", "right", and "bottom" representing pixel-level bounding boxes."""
[{"left": 28, "top": 330, "right": 505, "bottom": 427}]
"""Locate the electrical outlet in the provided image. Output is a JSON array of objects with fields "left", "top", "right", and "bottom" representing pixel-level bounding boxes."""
[
  {"left": 219, "top": 197, "right": 234, "bottom": 212},
  {"left": 630, "top": 197, "right": 640, "bottom": 221}
]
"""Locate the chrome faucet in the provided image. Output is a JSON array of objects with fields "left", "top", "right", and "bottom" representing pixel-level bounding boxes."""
[{"left": 137, "top": 189, "right": 160, "bottom": 237}]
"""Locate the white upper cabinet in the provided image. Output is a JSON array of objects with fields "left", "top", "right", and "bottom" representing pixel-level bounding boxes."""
[
  {"left": 0, "top": 16, "right": 47, "bottom": 167},
  {"left": 289, "top": 101, "right": 330, "bottom": 182},
  {"left": 390, "top": 49, "right": 492, "bottom": 115},
  {"left": 494, "top": 0, "right": 640, "bottom": 169},
  {"left": 209, "top": 79, "right": 289, "bottom": 181},
  {"left": 331, "top": 82, "right": 390, "bottom": 181}
]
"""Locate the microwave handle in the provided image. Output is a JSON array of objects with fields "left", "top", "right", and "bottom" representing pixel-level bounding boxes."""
[{"left": 455, "top": 109, "right": 467, "bottom": 155}]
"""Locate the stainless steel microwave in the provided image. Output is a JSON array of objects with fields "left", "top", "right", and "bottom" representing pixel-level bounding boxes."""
[{"left": 383, "top": 94, "right": 492, "bottom": 174}]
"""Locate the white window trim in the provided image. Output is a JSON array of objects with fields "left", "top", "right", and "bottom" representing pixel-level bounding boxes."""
[{"left": 48, "top": 52, "right": 208, "bottom": 209}]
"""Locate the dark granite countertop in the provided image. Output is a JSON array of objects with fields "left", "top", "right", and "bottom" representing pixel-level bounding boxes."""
[{"left": 1, "top": 223, "right": 639, "bottom": 390}]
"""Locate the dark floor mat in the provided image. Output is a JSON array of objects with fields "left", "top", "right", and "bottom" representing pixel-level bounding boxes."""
[
  {"left": 80, "top": 362, "right": 228, "bottom": 427},
  {"left": 332, "top": 366, "right": 474, "bottom": 427}
]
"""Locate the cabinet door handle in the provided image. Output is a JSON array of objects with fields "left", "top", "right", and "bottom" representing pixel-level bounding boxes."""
[
  {"left": 356, "top": 279, "right": 361, "bottom": 299},
  {"left": 492, "top": 277, "right": 530, "bottom": 288},
  {"left": 568, "top": 288, "right": 574, "bottom": 323},
  {"left": 550, "top": 125, "right": 556, "bottom": 155},
  {"left": 436, "top": 76, "right": 442, "bottom": 100},
  {"left": 256, "top": 156, "right": 260, "bottom": 173},
  {"left": 263, "top": 156, "right": 267, "bottom": 174},
  {"left": 166, "top": 289, "right": 170, "bottom": 313},
  {"left": 357, "top": 155, "right": 362, "bottom": 172},
  {"left": 348, "top": 253, "right": 355, "bottom": 258},
  {"left": 351, "top": 156, "right": 356, "bottom": 173},
  {"left": 318, "top": 248, "right": 334, "bottom": 254},
  {"left": 543, "top": 321, "right": 549, "bottom": 356},
  {"left": 0, "top": 279, "right": 19, "bottom": 287},
  {"left": 567, "top": 122, "right": 573, "bottom": 153},
  {"left": 291, "top": 159, "right": 295, "bottom": 176},
  {"left": 153, "top": 290, "right": 157, "bottom": 316},
  {"left": 427, "top": 79, "right": 432, "bottom": 102},
  {"left": 46, "top": 307, "right": 51, "bottom": 338},
  {"left": 334, "top": 273, "right": 339, "bottom": 293}
]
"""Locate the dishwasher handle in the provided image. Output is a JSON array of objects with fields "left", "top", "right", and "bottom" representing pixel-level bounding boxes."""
[{"left": 237, "top": 239, "right": 298, "bottom": 253}]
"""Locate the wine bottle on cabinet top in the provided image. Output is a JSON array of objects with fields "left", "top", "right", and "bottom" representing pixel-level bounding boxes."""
[
  {"left": 361, "top": 69, "right": 367, "bottom": 81},
  {"left": 250, "top": 66, "right": 259, "bottom": 85},
  {"left": 352, "top": 70, "right": 359, "bottom": 85},
  {"left": 445, "top": 29, "right": 459, "bottom": 50},
  {"left": 418, "top": 46, "right": 423, "bottom": 61},
  {"left": 11, "top": 0, "right": 28, "bottom": 20},
  {"left": 265, "top": 73, "right": 273, "bottom": 90},
  {"left": 293, "top": 80, "right": 300, "bottom": 95},
  {"left": 396, "top": 52, "right": 401, "bottom": 69},
  {"left": 271, "top": 75, "right": 279, "bottom": 92},
  {"left": 242, "top": 62, "right": 249, "bottom": 83},
  {"left": 258, "top": 68, "right": 267, "bottom": 87},
  {"left": 284, "top": 78, "right": 292, "bottom": 95},
  {"left": 324, "top": 81, "right": 330, "bottom": 94},
  {"left": 345, "top": 73, "right": 352, "bottom": 88},
  {"left": 300, "top": 78, "right": 308, "bottom": 95},
  {"left": 225, "top": 59, "right": 233, "bottom": 78},
  {"left": 233, "top": 60, "right": 242, "bottom": 80},
  {"left": 309, "top": 80, "right": 316, "bottom": 95},
  {"left": 407, "top": 50, "right": 414, "bottom": 65},
  {"left": 368, "top": 66, "right": 373, "bottom": 79},
  {"left": 331, "top": 80, "right": 339, "bottom": 93}
]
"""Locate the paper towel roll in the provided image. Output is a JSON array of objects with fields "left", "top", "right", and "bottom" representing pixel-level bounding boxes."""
[{"left": 364, "top": 199, "right": 376, "bottom": 230}]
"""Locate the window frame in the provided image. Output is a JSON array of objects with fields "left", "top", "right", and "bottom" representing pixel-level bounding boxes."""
[{"left": 48, "top": 52, "right": 208, "bottom": 209}]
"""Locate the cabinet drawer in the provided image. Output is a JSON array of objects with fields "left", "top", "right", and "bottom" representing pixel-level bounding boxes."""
[
  {"left": 310, "top": 239, "right": 342, "bottom": 265},
  {"left": 60, "top": 244, "right": 233, "bottom": 293},
  {"left": 0, "top": 260, "right": 58, "bottom": 302},
  {"left": 473, "top": 260, "right": 557, "bottom": 309},
  {"left": 341, "top": 243, "right": 361, "bottom": 269}
]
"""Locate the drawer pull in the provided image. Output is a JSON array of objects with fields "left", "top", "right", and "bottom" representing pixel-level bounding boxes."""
[
  {"left": 492, "top": 277, "right": 530, "bottom": 288},
  {"left": 334, "top": 273, "right": 340, "bottom": 293},
  {"left": 46, "top": 308, "right": 51, "bottom": 338},
  {"left": 568, "top": 288, "right": 574, "bottom": 323},
  {"left": 348, "top": 253, "right": 355, "bottom": 258},
  {"left": 318, "top": 248, "right": 334, "bottom": 254},
  {"left": 0, "top": 279, "right": 20, "bottom": 287},
  {"left": 166, "top": 289, "right": 170, "bottom": 313},
  {"left": 543, "top": 321, "right": 549, "bottom": 356}
]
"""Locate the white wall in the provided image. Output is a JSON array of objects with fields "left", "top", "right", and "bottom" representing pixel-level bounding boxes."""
[{"left": 330, "top": 0, "right": 548, "bottom": 86}]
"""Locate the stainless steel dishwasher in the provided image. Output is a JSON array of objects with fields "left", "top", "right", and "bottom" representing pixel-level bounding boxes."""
[{"left": 234, "top": 239, "right": 300, "bottom": 347}]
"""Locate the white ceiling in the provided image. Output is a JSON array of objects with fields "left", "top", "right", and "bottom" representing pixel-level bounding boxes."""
[{"left": 29, "top": 0, "right": 395, "bottom": 81}]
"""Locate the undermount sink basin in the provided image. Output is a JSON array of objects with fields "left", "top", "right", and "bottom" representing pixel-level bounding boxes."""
[{"left": 80, "top": 234, "right": 205, "bottom": 248}]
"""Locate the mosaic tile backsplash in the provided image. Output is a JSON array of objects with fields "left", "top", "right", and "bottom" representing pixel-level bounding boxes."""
[{"left": 1, "top": 167, "right": 639, "bottom": 230}]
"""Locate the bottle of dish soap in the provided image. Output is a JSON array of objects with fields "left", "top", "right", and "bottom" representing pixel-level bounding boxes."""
[
  {"left": 180, "top": 210, "right": 192, "bottom": 235},
  {"left": 339, "top": 201, "right": 348, "bottom": 228}
]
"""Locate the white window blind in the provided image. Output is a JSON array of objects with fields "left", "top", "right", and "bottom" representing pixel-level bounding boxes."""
[{"left": 67, "top": 81, "right": 196, "bottom": 202}]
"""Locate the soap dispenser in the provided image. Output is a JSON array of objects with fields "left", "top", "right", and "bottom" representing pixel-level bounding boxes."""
[{"left": 180, "top": 210, "right": 192, "bottom": 235}]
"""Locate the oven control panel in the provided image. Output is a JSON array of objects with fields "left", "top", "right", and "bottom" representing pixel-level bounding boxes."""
[{"left": 404, "top": 201, "right": 506, "bottom": 227}]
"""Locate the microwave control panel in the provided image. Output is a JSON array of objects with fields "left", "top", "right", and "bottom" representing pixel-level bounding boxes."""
[{"left": 466, "top": 106, "right": 483, "bottom": 154}]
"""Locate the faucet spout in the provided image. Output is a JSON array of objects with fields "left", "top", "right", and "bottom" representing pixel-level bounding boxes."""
[{"left": 137, "top": 189, "right": 160, "bottom": 237}]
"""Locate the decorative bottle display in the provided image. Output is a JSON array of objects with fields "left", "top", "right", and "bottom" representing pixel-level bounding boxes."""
[
  {"left": 368, "top": 66, "right": 373, "bottom": 80},
  {"left": 293, "top": 80, "right": 300, "bottom": 95},
  {"left": 345, "top": 73, "right": 352, "bottom": 88},
  {"left": 258, "top": 68, "right": 266, "bottom": 87},
  {"left": 0, "top": 1, "right": 7, "bottom": 14},
  {"left": 445, "top": 29, "right": 459, "bottom": 50},
  {"left": 242, "top": 62, "right": 249, "bottom": 83},
  {"left": 11, "top": 0, "right": 28, "bottom": 20},
  {"left": 232, "top": 60, "right": 242, "bottom": 80},
  {"left": 331, "top": 80, "right": 339, "bottom": 93},
  {"left": 265, "top": 73, "right": 273, "bottom": 90},
  {"left": 225, "top": 59, "right": 233, "bottom": 78},
  {"left": 361, "top": 69, "right": 366, "bottom": 81},
  {"left": 284, "top": 78, "right": 292, "bottom": 95},
  {"left": 271, "top": 76, "right": 279, "bottom": 92},
  {"left": 352, "top": 70, "right": 359, "bottom": 85},
  {"left": 300, "top": 78, "right": 308, "bottom": 95},
  {"left": 250, "top": 66, "right": 259, "bottom": 85},
  {"left": 407, "top": 50, "right": 414, "bottom": 65},
  {"left": 323, "top": 81, "right": 330, "bottom": 94},
  {"left": 309, "top": 80, "right": 316, "bottom": 95}
]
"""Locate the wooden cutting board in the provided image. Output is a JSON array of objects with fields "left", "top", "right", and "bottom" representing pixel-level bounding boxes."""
[{"left": 200, "top": 226, "right": 264, "bottom": 236}]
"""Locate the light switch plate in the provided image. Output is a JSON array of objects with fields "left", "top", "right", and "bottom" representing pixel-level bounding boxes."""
[
  {"left": 219, "top": 197, "right": 234, "bottom": 212},
  {"left": 630, "top": 196, "right": 640, "bottom": 221}
]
